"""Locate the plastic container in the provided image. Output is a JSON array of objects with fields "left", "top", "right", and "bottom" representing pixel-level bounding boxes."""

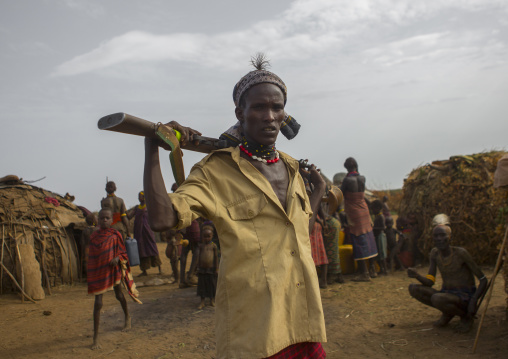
[
  {"left": 125, "top": 237, "right": 140, "bottom": 266},
  {"left": 339, "top": 244, "right": 357, "bottom": 274}
]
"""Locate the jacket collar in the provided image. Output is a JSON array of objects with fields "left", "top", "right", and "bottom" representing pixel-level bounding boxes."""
[{"left": 214, "top": 147, "right": 298, "bottom": 216}]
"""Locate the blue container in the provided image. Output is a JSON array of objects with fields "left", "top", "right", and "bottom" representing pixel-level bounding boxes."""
[{"left": 125, "top": 237, "right": 140, "bottom": 266}]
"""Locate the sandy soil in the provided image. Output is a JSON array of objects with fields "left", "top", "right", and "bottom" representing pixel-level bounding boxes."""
[{"left": 1, "top": 242, "right": 507, "bottom": 359}]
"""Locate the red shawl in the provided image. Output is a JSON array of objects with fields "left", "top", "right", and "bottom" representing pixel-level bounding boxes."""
[{"left": 87, "top": 228, "right": 141, "bottom": 303}]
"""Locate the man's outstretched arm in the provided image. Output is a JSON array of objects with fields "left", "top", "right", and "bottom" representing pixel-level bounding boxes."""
[
  {"left": 143, "top": 121, "right": 202, "bottom": 232},
  {"left": 144, "top": 137, "right": 178, "bottom": 232},
  {"left": 462, "top": 250, "right": 488, "bottom": 317}
]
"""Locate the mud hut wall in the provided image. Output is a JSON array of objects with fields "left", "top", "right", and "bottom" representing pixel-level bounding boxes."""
[
  {"left": 399, "top": 152, "right": 507, "bottom": 265},
  {"left": 0, "top": 185, "right": 82, "bottom": 293}
]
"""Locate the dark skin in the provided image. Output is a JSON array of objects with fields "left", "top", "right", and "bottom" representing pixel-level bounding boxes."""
[
  {"left": 408, "top": 226, "right": 487, "bottom": 333},
  {"left": 197, "top": 228, "right": 219, "bottom": 309},
  {"left": 385, "top": 218, "right": 406, "bottom": 272},
  {"left": 341, "top": 166, "right": 376, "bottom": 280},
  {"left": 163, "top": 229, "right": 179, "bottom": 284},
  {"left": 143, "top": 83, "right": 325, "bottom": 232},
  {"left": 91, "top": 209, "right": 131, "bottom": 350},
  {"left": 80, "top": 214, "right": 97, "bottom": 278},
  {"left": 373, "top": 212, "right": 388, "bottom": 275},
  {"left": 100, "top": 182, "right": 131, "bottom": 239}
]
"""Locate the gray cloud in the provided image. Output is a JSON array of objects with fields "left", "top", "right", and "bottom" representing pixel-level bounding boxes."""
[{"left": 53, "top": 0, "right": 507, "bottom": 77}]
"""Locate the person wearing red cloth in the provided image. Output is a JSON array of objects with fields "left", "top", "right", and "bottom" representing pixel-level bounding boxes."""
[{"left": 88, "top": 208, "right": 140, "bottom": 350}]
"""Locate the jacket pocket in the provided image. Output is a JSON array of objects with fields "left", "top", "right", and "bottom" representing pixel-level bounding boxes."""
[
  {"left": 226, "top": 193, "right": 268, "bottom": 220},
  {"left": 295, "top": 188, "right": 312, "bottom": 218}
]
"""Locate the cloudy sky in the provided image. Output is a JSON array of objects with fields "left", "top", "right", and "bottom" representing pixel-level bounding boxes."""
[{"left": 1, "top": 0, "right": 507, "bottom": 212}]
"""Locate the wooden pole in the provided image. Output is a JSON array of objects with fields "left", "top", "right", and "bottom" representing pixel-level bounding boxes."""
[
  {"left": 13, "top": 226, "right": 25, "bottom": 304},
  {"left": 34, "top": 230, "right": 52, "bottom": 295},
  {"left": 0, "top": 261, "right": 36, "bottom": 303},
  {"left": 472, "top": 225, "right": 508, "bottom": 353}
]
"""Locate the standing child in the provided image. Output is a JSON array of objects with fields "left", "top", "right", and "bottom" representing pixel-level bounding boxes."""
[
  {"left": 371, "top": 200, "right": 388, "bottom": 275},
  {"left": 197, "top": 224, "right": 218, "bottom": 309},
  {"left": 87, "top": 208, "right": 141, "bottom": 350},
  {"left": 80, "top": 213, "right": 97, "bottom": 279},
  {"left": 385, "top": 217, "right": 406, "bottom": 272},
  {"left": 164, "top": 229, "right": 180, "bottom": 284}
]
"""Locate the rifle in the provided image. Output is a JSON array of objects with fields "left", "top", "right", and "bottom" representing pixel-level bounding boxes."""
[{"left": 98, "top": 113, "right": 228, "bottom": 185}]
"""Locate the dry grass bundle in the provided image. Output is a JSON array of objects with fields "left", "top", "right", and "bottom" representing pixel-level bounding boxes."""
[
  {"left": 399, "top": 151, "right": 507, "bottom": 265},
  {"left": 371, "top": 189, "right": 403, "bottom": 215}
]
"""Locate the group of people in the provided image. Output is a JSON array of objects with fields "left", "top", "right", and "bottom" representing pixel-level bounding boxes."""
[
  {"left": 84, "top": 54, "right": 498, "bottom": 358},
  {"left": 80, "top": 181, "right": 163, "bottom": 279},
  {"left": 82, "top": 181, "right": 221, "bottom": 349}
]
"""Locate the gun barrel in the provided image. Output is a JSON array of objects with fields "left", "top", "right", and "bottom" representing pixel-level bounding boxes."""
[
  {"left": 98, "top": 113, "right": 158, "bottom": 138},
  {"left": 98, "top": 112, "right": 229, "bottom": 154}
]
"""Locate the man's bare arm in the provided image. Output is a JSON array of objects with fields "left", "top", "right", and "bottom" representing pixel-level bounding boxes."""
[
  {"left": 307, "top": 165, "right": 326, "bottom": 231},
  {"left": 144, "top": 138, "right": 178, "bottom": 231},
  {"left": 126, "top": 207, "right": 136, "bottom": 220},
  {"left": 408, "top": 256, "right": 437, "bottom": 287},
  {"left": 461, "top": 248, "right": 488, "bottom": 317},
  {"left": 143, "top": 120, "right": 202, "bottom": 232}
]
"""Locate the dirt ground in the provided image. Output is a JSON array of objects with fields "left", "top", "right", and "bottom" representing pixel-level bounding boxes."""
[{"left": 1, "top": 242, "right": 507, "bottom": 359}]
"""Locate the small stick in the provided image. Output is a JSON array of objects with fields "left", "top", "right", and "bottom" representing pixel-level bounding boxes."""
[
  {"left": 0, "top": 261, "right": 36, "bottom": 303},
  {"left": 472, "top": 225, "right": 508, "bottom": 353},
  {"left": 14, "top": 236, "right": 24, "bottom": 303},
  {"left": 35, "top": 230, "right": 52, "bottom": 295},
  {"left": 66, "top": 229, "right": 76, "bottom": 285}
]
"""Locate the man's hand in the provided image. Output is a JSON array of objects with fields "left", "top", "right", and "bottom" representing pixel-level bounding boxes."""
[
  {"left": 308, "top": 164, "right": 326, "bottom": 190},
  {"left": 466, "top": 299, "right": 477, "bottom": 318},
  {"left": 166, "top": 121, "right": 202, "bottom": 147},
  {"left": 407, "top": 268, "right": 419, "bottom": 278},
  {"left": 110, "top": 257, "right": 120, "bottom": 267},
  {"left": 150, "top": 121, "right": 202, "bottom": 151}
]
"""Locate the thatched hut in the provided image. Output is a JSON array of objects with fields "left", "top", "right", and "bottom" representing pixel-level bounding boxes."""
[
  {"left": 399, "top": 151, "right": 507, "bottom": 265},
  {"left": 0, "top": 175, "right": 86, "bottom": 301}
]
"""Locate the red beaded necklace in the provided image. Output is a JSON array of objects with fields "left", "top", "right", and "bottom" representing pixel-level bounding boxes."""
[{"left": 239, "top": 144, "right": 280, "bottom": 164}]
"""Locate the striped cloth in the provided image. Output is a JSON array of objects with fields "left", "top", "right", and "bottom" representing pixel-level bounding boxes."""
[
  {"left": 343, "top": 192, "right": 372, "bottom": 236},
  {"left": 87, "top": 228, "right": 141, "bottom": 303},
  {"left": 310, "top": 221, "right": 329, "bottom": 266},
  {"left": 323, "top": 216, "right": 341, "bottom": 274},
  {"left": 266, "top": 342, "right": 326, "bottom": 358}
]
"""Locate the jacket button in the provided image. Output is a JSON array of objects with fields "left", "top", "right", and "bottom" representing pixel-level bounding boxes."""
[
  {"left": 285, "top": 222, "right": 290, "bottom": 226},
  {"left": 247, "top": 210, "right": 254, "bottom": 216},
  {"left": 291, "top": 250, "right": 296, "bottom": 256},
  {"left": 296, "top": 282, "right": 301, "bottom": 288}
]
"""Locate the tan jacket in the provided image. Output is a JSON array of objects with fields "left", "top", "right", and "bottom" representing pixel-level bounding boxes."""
[{"left": 169, "top": 147, "right": 326, "bottom": 359}]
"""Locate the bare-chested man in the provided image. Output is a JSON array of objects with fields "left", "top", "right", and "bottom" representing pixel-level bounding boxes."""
[
  {"left": 197, "top": 224, "right": 218, "bottom": 309},
  {"left": 408, "top": 225, "right": 487, "bottom": 333},
  {"left": 100, "top": 181, "right": 130, "bottom": 241}
]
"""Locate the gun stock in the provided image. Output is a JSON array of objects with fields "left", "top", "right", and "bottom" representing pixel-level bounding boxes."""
[{"left": 98, "top": 113, "right": 228, "bottom": 154}]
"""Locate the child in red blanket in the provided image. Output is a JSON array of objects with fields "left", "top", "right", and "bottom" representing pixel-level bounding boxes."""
[{"left": 88, "top": 208, "right": 141, "bottom": 350}]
